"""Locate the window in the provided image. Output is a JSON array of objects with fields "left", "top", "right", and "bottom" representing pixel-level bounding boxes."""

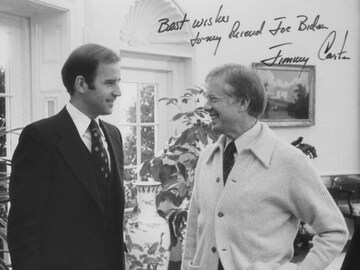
[
  {"left": 116, "top": 82, "right": 157, "bottom": 182},
  {"left": 0, "top": 63, "right": 7, "bottom": 173},
  {"left": 0, "top": 24, "right": 30, "bottom": 263},
  {"left": 102, "top": 56, "right": 190, "bottom": 208},
  {"left": 104, "top": 75, "right": 166, "bottom": 208},
  {"left": 0, "top": 12, "right": 31, "bottom": 161},
  {"left": 0, "top": 18, "right": 31, "bottom": 259},
  {"left": 0, "top": 31, "right": 12, "bottom": 175},
  {"left": 103, "top": 66, "right": 172, "bottom": 184}
]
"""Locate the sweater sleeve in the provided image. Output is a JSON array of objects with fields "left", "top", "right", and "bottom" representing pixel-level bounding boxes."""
[
  {"left": 288, "top": 155, "right": 349, "bottom": 270},
  {"left": 181, "top": 149, "right": 206, "bottom": 270},
  {"left": 181, "top": 191, "right": 199, "bottom": 270}
]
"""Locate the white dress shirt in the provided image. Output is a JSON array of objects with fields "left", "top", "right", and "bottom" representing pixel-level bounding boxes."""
[{"left": 66, "top": 102, "right": 111, "bottom": 169}]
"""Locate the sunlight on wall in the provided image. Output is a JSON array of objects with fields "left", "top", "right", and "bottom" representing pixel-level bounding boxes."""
[{"left": 0, "top": 32, "right": 8, "bottom": 66}]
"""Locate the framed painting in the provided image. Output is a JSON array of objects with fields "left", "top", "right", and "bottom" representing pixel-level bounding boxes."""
[{"left": 252, "top": 63, "right": 315, "bottom": 127}]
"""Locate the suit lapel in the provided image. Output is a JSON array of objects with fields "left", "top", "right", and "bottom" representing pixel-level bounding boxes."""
[
  {"left": 54, "top": 108, "right": 105, "bottom": 214},
  {"left": 100, "top": 120, "right": 125, "bottom": 200}
]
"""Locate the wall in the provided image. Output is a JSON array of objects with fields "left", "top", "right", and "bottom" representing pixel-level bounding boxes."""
[
  {"left": 71, "top": 0, "right": 360, "bottom": 176},
  {"left": 168, "top": 0, "right": 360, "bottom": 176}
]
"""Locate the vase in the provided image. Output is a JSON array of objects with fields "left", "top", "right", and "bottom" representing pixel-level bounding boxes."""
[{"left": 125, "top": 180, "right": 170, "bottom": 270}]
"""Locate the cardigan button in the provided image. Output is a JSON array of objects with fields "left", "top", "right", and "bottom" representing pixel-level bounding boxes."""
[
  {"left": 218, "top": 212, "right": 224, "bottom": 217},
  {"left": 216, "top": 177, "right": 220, "bottom": 183},
  {"left": 211, "top": 247, "right": 217, "bottom": 253}
]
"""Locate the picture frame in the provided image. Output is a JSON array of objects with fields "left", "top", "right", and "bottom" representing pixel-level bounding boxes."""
[{"left": 252, "top": 63, "right": 315, "bottom": 127}]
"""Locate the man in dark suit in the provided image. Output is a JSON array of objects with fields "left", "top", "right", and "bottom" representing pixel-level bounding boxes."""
[
  {"left": 341, "top": 223, "right": 360, "bottom": 270},
  {"left": 8, "top": 43, "right": 125, "bottom": 270}
]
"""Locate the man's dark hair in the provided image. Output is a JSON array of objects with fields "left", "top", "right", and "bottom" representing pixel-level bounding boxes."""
[{"left": 61, "top": 43, "right": 120, "bottom": 95}]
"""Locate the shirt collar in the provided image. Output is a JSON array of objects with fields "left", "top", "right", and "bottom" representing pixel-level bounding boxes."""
[
  {"left": 207, "top": 121, "right": 276, "bottom": 168},
  {"left": 66, "top": 102, "right": 100, "bottom": 137},
  {"left": 227, "top": 121, "right": 261, "bottom": 154}
]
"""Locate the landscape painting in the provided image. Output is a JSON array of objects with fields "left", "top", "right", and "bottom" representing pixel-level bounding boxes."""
[{"left": 253, "top": 63, "right": 315, "bottom": 127}]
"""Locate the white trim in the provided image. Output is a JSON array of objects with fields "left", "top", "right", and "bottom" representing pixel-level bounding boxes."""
[
  {"left": 120, "top": 48, "right": 194, "bottom": 60},
  {"left": 119, "top": 0, "right": 193, "bottom": 49},
  {"left": 45, "top": 97, "right": 58, "bottom": 117},
  {"left": 27, "top": 0, "right": 75, "bottom": 12}
]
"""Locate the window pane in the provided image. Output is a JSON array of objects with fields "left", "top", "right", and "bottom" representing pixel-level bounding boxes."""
[
  {"left": 105, "top": 81, "right": 157, "bottom": 178},
  {"left": 124, "top": 167, "right": 137, "bottom": 208},
  {"left": 0, "top": 64, "right": 6, "bottom": 173},
  {"left": 0, "top": 97, "right": 5, "bottom": 152},
  {"left": 118, "top": 82, "right": 137, "bottom": 123},
  {"left": 141, "top": 126, "right": 154, "bottom": 162},
  {"left": 124, "top": 167, "right": 137, "bottom": 182},
  {"left": 140, "top": 84, "right": 155, "bottom": 123},
  {"left": 0, "top": 65, "right": 5, "bottom": 157},
  {"left": 0, "top": 65, "right": 4, "bottom": 94},
  {"left": 123, "top": 125, "right": 137, "bottom": 166},
  {"left": 47, "top": 100, "right": 55, "bottom": 117}
]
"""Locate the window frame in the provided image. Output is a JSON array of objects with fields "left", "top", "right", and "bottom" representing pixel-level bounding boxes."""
[{"left": 117, "top": 82, "right": 159, "bottom": 181}]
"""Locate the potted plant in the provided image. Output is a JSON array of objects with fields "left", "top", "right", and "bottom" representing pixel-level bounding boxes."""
[{"left": 138, "top": 87, "right": 218, "bottom": 250}]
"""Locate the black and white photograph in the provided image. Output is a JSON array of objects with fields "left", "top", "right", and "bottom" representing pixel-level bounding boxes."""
[{"left": 0, "top": 0, "right": 359, "bottom": 270}]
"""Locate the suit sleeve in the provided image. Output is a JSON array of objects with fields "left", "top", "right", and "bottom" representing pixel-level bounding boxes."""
[{"left": 8, "top": 124, "right": 51, "bottom": 270}]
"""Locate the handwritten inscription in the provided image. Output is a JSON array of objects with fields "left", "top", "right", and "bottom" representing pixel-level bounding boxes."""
[
  {"left": 190, "top": 32, "right": 222, "bottom": 55},
  {"left": 318, "top": 30, "right": 350, "bottom": 60},
  {"left": 192, "top": 4, "right": 230, "bottom": 28},
  {"left": 269, "top": 17, "right": 291, "bottom": 36},
  {"left": 215, "top": 5, "right": 230, "bottom": 24},
  {"left": 297, "top": 15, "right": 329, "bottom": 31},
  {"left": 261, "top": 43, "right": 309, "bottom": 66},
  {"left": 157, "top": 6, "right": 352, "bottom": 64},
  {"left": 261, "top": 43, "right": 309, "bottom": 75},
  {"left": 192, "top": 16, "right": 213, "bottom": 28},
  {"left": 158, "top": 13, "right": 190, "bottom": 33},
  {"left": 229, "top": 20, "right": 265, "bottom": 39}
]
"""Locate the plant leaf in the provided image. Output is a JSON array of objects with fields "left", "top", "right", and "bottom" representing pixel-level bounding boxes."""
[
  {"left": 139, "top": 160, "right": 151, "bottom": 177},
  {"left": 147, "top": 242, "right": 159, "bottom": 255},
  {"left": 172, "top": 113, "right": 184, "bottom": 122}
]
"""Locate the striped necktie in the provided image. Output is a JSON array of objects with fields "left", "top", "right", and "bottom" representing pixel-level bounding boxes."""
[{"left": 89, "top": 120, "right": 110, "bottom": 181}]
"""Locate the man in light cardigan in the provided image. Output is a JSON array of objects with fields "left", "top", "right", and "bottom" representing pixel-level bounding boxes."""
[{"left": 181, "top": 64, "right": 348, "bottom": 270}]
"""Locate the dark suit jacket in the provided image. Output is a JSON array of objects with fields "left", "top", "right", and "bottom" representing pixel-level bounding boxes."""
[
  {"left": 8, "top": 108, "right": 125, "bottom": 270},
  {"left": 341, "top": 223, "right": 360, "bottom": 270}
]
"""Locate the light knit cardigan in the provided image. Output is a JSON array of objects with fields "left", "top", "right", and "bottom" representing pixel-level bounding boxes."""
[{"left": 181, "top": 122, "right": 348, "bottom": 270}]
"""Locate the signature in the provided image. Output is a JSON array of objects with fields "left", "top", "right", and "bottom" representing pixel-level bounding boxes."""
[
  {"left": 318, "top": 30, "right": 350, "bottom": 60},
  {"left": 261, "top": 43, "right": 309, "bottom": 75}
]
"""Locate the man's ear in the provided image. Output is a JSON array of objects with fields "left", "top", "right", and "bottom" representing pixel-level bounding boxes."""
[
  {"left": 74, "top": 76, "right": 87, "bottom": 94},
  {"left": 238, "top": 98, "right": 250, "bottom": 112}
]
